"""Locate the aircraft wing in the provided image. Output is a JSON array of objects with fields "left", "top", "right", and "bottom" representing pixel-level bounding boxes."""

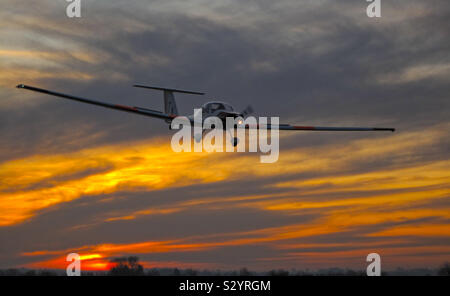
[
  {"left": 16, "top": 84, "right": 175, "bottom": 121},
  {"left": 245, "top": 123, "right": 395, "bottom": 132}
]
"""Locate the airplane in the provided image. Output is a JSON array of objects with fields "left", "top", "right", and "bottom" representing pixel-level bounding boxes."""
[{"left": 16, "top": 83, "right": 395, "bottom": 147}]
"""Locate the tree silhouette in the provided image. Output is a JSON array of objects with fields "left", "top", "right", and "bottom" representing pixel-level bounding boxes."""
[
  {"left": 172, "top": 268, "right": 181, "bottom": 276},
  {"left": 268, "top": 269, "right": 289, "bottom": 276},
  {"left": 109, "top": 256, "right": 144, "bottom": 276},
  {"left": 239, "top": 267, "right": 251, "bottom": 276},
  {"left": 184, "top": 268, "right": 198, "bottom": 276},
  {"left": 438, "top": 262, "right": 450, "bottom": 276}
]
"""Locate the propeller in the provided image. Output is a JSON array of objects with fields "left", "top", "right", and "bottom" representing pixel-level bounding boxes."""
[{"left": 241, "top": 105, "right": 254, "bottom": 118}]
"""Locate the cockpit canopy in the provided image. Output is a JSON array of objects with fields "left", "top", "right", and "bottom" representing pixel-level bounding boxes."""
[{"left": 202, "top": 101, "right": 234, "bottom": 113}]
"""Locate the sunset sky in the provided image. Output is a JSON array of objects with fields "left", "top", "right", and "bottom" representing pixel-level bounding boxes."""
[{"left": 0, "top": 0, "right": 449, "bottom": 271}]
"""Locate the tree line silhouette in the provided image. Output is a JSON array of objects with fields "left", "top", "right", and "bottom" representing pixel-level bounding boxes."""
[{"left": 1, "top": 257, "right": 449, "bottom": 276}]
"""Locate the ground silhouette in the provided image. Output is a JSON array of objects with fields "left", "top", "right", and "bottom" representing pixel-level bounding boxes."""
[{"left": 109, "top": 256, "right": 144, "bottom": 276}]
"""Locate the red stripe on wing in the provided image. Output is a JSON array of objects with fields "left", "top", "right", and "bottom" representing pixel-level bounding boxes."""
[
  {"left": 293, "top": 126, "right": 315, "bottom": 130},
  {"left": 115, "top": 104, "right": 138, "bottom": 111}
]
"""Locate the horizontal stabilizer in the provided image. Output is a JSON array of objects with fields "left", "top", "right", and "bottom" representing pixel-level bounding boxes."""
[{"left": 133, "top": 84, "right": 205, "bottom": 95}]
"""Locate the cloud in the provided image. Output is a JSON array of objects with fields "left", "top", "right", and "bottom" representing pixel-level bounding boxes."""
[
  {"left": 377, "top": 63, "right": 450, "bottom": 84},
  {"left": 0, "top": 124, "right": 448, "bottom": 269}
]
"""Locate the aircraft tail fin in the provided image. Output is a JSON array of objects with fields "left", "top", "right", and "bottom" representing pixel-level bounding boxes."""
[{"left": 133, "top": 84, "right": 204, "bottom": 120}]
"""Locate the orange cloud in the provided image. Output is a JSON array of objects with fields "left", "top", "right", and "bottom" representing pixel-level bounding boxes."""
[
  {"left": 26, "top": 253, "right": 111, "bottom": 271},
  {"left": 1, "top": 125, "right": 448, "bottom": 227},
  {"left": 0, "top": 123, "right": 448, "bottom": 269}
]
